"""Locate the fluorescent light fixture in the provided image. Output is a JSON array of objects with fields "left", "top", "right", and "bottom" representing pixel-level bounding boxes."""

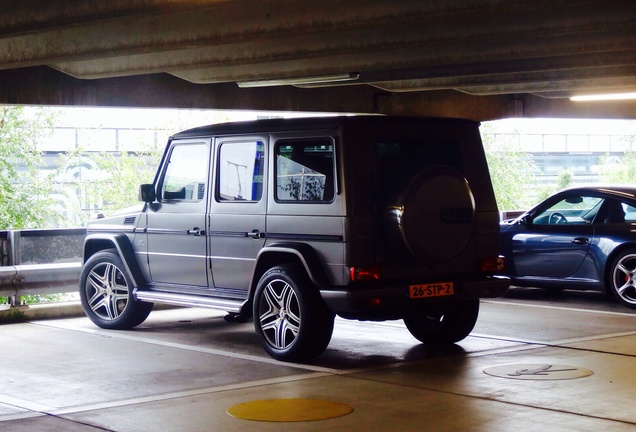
[
  {"left": 570, "top": 92, "right": 636, "bottom": 102},
  {"left": 237, "top": 73, "right": 359, "bottom": 88}
]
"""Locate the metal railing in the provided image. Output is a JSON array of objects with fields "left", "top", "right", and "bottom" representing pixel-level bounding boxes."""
[
  {"left": 0, "top": 228, "right": 85, "bottom": 306},
  {"left": 1, "top": 214, "right": 525, "bottom": 308}
]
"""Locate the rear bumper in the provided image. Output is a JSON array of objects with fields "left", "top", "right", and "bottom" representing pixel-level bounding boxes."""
[{"left": 320, "top": 275, "right": 510, "bottom": 317}]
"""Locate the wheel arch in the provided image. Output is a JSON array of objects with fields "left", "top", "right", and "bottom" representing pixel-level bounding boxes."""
[
  {"left": 603, "top": 242, "right": 636, "bottom": 294},
  {"left": 83, "top": 233, "right": 146, "bottom": 289},
  {"left": 240, "top": 243, "right": 329, "bottom": 317}
]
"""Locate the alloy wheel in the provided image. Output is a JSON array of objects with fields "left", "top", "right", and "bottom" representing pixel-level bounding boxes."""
[
  {"left": 85, "top": 262, "right": 131, "bottom": 321},
  {"left": 258, "top": 278, "right": 301, "bottom": 350},
  {"left": 611, "top": 253, "right": 636, "bottom": 306}
]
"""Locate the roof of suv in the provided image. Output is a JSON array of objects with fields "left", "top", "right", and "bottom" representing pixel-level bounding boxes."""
[{"left": 170, "top": 115, "right": 479, "bottom": 140}]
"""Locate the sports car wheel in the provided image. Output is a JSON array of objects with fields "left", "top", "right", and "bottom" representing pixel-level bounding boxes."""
[
  {"left": 608, "top": 250, "right": 636, "bottom": 309},
  {"left": 404, "top": 300, "right": 479, "bottom": 344},
  {"left": 79, "top": 250, "right": 153, "bottom": 329},
  {"left": 253, "top": 265, "right": 334, "bottom": 362}
]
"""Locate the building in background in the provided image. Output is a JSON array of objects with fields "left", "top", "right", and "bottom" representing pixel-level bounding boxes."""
[{"left": 28, "top": 110, "right": 636, "bottom": 225}]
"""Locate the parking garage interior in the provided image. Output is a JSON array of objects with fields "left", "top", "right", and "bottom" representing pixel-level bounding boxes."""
[{"left": 2, "top": 1, "right": 636, "bottom": 431}]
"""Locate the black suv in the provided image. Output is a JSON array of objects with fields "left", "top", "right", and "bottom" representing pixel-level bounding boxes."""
[{"left": 80, "top": 116, "right": 509, "bottom": 361}]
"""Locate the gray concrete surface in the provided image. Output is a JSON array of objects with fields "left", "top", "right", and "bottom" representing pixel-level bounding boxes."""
[{"left": 1, "top": 291, "right": 636, "bottom": 431}]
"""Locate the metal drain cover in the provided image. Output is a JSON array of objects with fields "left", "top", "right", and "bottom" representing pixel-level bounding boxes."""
[{"left": 484, "top": 363, "right": 593, "bottom": 380}]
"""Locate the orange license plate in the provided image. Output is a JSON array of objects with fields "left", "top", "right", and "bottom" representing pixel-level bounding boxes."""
[{"left": 409, "top": 282, "right": 454, "bottom": 299}]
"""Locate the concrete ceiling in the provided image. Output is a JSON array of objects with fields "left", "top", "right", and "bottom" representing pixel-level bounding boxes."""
[{"left": 1, "top": 0, "right": 635, "bottom": 120}]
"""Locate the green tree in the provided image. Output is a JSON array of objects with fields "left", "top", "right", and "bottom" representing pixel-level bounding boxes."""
[
  {"left": 81, "top": 148, "right": 161, "bottom": 219},
  {"left": 598, "top": 135, "right": 636, "bottom": 183},
  {"left": 481, "top": 126, "right": 538, "bottom": 211},
  {"left": 557, "top": 170, "right": 573, "bottom": 189},
  {"left": 0, "top": 106, "right": 59, "bottom": 229},
  {"left": 72, "top": 109, "right": 232, "bottom": 219},
  {"left": 0, "top": 106, "right": 62, "bottom": 304},
  {"left": 531, "top": 169, "right": 574, "bottom": 204}
]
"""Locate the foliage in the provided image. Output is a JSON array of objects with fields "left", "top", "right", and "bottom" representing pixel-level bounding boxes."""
[
  {"left": 76, "top": 148, "right": 162, "bottom": 220},
  {"left": 0, "top": 106, "right": 59, "bottom": 229},
  {"left": 598, "top": 135, "right": 636, "bottom": 183},
  {"left": 481, "top": 126, "right": 539, "bottom": 211},
  {"left": 63, "top": 109, "right": 233, "bottom": 220},
  {"left": 526, "top": 170, "right": 574, "bottom": 205},
  {"left": 4, "top": 293, "right": 74, "bottom": 305},
  {"left": 557, "top": 170, "right": 573, "bottom": 190}
]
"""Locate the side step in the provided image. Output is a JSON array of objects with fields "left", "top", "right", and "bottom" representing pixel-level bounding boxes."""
[{"left": 134, "top": 290, "right": 245, "bottom": 314}]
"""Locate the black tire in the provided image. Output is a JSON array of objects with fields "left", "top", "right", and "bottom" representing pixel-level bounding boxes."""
[
  {"left": 79, "top": 250, "right": 153, "bottom": 329},
  {"left": 403, "top": 299, "right": 479, "bottom": 344},
  {"left": 253, "top": 265, "right": 334, "bottom": 362},
  {"left": 608, "top": 250, "right": 636, "bottom": 309}
]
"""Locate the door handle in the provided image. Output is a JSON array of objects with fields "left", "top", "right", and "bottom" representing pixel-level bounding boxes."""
[
  {"left": 187, "top": 227, "right": 204, "bottom": 236},
  {"left": 572, "top": 237, "right": 589, "bottom": 245},
  {"left": 246, "top": 230, "right": 263, "bottom": 239}
]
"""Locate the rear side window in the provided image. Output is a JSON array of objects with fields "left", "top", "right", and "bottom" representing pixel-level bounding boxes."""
[
  {"left": 624, "top": 203, "right": 636, "bottom": 222},
  {"left": 217, "top": 141, "right": 265, "bottom": 201},
  {"left": 275, "top": 139, "right": 335, "bottom": 202},
  {"left": 160, "top": 143, "right": 208, "bottom": 201}
]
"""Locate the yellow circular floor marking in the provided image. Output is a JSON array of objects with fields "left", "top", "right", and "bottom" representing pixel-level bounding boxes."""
[{"left": 227, "top": 398, "right": 354, "bottom": 422}]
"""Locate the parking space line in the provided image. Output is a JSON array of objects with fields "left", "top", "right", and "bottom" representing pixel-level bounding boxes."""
[
  {"left": 0, "top": 395, "right": 56, "bottom": 414},
  {"left": 16, "top": 319, "right": 636, "bottom": 424},
  {"left": 482, "top": 299, "right": 636, "bottom": 317},
  {"left": 471, "top": 330, "right": 636, "bottom": 352},
  {"left": 48, "top": 372, "right": 331, "bottom": 416},
  {"left": 34, "top": 321, "right": 340, "bottom": 374}
]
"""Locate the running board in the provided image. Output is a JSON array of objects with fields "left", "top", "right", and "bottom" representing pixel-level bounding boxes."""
[{"left": 134, "top": 290, "right": 244, "bottom": 313}]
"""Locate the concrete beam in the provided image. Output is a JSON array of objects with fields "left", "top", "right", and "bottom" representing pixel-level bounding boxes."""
[
  {"left": 2, "top": 67, "right": 635, "bottom": 121},
  {"left": 0, "top": 66, "right": 381, "bottom": 114},
  {"left": 377, "top": 91, "right": 636, "bottom": 120}
]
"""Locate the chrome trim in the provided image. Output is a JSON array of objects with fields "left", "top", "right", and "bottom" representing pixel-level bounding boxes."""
[
  {"left": 146, "top": 251, "right": 206, "bottom": 259},
  {"left": 134, "top": 290, "right": 244, "bottom": 313}
]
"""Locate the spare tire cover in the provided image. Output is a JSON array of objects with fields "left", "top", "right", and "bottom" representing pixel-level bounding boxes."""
[{"left": 385, "top": 166, "right": 475, "bottom": 263}]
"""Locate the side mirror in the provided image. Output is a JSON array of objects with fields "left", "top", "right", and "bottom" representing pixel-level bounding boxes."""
[
  {"left": 519, "top": 214, "right": 533, "bottom": 225},
  {"left": 139, "top": 184, "right": 156, "bottom": 203}
]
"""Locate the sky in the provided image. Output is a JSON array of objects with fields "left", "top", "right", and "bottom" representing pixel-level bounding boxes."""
[
  {"left": 23, "top": 105, "right": 636, "bottom": 146},
  {"left": 53, "top": 106, "right": 636, "bottom": 134}
]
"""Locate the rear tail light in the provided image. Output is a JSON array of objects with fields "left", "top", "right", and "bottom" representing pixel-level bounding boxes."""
[
  {"left": 350, "top": 265, "right": 382, "bottom": 281},
  {"left": 479, "top": 256, "right": 506, "bottom": 272}
]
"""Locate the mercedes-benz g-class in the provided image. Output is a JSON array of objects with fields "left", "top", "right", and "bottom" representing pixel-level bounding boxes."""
[{"left": 80, "top": 116, "right": 509, "bottom": 361}]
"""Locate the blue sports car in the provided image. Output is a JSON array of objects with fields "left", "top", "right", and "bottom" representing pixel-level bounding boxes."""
[{"left": 499, "top": 186, "right": 636, "bottom": 309}]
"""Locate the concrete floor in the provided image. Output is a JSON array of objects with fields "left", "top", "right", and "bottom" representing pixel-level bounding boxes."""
[{"left": 1, "top": 294, "right": 636, "bottom": 431}]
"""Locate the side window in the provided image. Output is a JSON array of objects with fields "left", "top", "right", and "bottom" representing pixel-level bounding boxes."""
[
  {"left": 160, "top": 143, "right": 208, "bottom": 201},
  {"left": 597, "top": 199, "right": 629, "bottom": 224},
  {"left": 217, "top": 141, "right": 265, "bottom": 201},
  {"left": 624, "top": 203, "right": 636, "bottom": 222},
  {"left": 275, "top": 139, "right": 335, "bottom": 202},
  {"left": 533, "top": 195, "right": 602, "bottom": 225}
]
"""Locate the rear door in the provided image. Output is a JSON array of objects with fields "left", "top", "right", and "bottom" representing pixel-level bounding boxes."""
[{"left": 208, "top": 137, "right": 267, "bottom": 293}]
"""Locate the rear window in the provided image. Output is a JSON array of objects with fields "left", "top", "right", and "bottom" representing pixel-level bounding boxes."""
[
  {"left": 375, "top": 139, "right": 464, "bottom": 197},
  {"left": 275, "top": 139, "right": 335, "bottom": 202}
]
